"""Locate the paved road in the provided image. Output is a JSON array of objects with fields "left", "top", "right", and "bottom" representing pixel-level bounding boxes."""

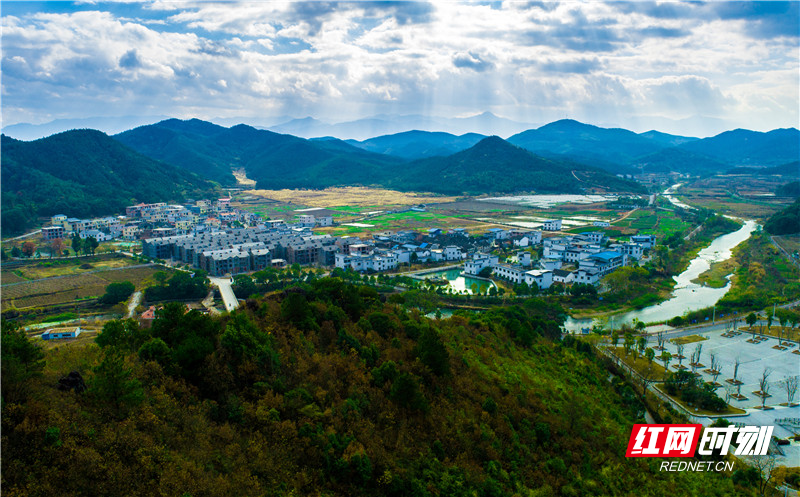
[
  {"left": 7, "top": 229, "right": 41, "bottom": 241},
  {"left": 209, "top": 276, "right": 239, "bottom": 311}
]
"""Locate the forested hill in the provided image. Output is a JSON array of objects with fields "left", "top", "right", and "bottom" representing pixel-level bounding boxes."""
[
  {"left": 388, "top": 136, "right": 644, "bottom": 195},
  {"left": 115, "top": 119, "right": 642, "bottom": 195},
  {"left": 2, "top": 279, "right": 747, "bottom": 496},
  {"left": 115, "top": 118, "right": 404, "bottom": 188},
  {"left": 1, "top": 130, "right": 219, "bottom": 235}
]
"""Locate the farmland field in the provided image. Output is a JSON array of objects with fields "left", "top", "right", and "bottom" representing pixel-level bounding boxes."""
[
  {"left": 245, "top": 187, "right": 457, "bottom": 208},
  {"left": 1, "top": 254, "right": 140, "bottom": 282},
  {"left": 673, "top": 175, "right": 794, "bottom": 220},
  {"left": 1, "top": 263, "right": 165, "bottom": 311}
]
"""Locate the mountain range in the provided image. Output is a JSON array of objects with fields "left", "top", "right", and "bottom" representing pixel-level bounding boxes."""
[
  {"left": 1, "top": 130, "right": 219, "bottom": 235},
  {"left": 3, "top": 117, "right": 796, "bottom": 235},
  {"left": 115, "top": 119, "right": 640, "bottom": 195}
]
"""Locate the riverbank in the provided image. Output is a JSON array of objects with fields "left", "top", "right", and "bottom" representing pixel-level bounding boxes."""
[{"left": 564, "top": 219, "right": 757, "bottom": 331}]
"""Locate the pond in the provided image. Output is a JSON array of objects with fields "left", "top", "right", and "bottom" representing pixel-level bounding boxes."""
[
  {"left": 479, "top": 194, "right": 618, "bottom": 208},
  {"left": 564, "top": 220, "right": 759, "bottom": 332},
  {"left": 415, "top": 268, "right": 496, "bottom": 295}
]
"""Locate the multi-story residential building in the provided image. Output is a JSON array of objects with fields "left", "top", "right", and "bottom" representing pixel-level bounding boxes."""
[
  {"left": 542, "top": 219, "right": 562, "bottom": 231},
  {"left": 464, "top": 253, "right": 498, "bottom": 276},
  {"left": 631, "top": 235, "right": 657, "bottom": 249},
  {"left": 42, "top": 226, "right": 65, "bottom": 240},
  {"left": 492, "top": 263, "right": 526, "bottom": 284}
]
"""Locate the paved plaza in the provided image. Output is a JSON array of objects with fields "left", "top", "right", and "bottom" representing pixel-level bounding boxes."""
[{"left": 652, "top": 327, "right": 800, "bottom": 465}]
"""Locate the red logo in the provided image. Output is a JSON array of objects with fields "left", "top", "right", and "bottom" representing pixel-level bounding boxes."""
[{"left": 626, "top": 424, "right": 702, "bottom": 457}]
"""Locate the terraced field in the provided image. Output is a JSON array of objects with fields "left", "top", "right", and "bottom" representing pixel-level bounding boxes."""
[{"left": 1, "top": 264, "right": 163, "bottom": 310}]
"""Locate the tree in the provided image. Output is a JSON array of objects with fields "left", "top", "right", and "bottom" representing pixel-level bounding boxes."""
[
  {"left": 746, "top": 312, "right": 757, "bottom": 335},
  {"left": 635, "top": 320, "right": 646, "bottom": 333},
  {"left": 709, "top": 353, "right": 722, "bottom": 386},
  {"left": 92, "top": 349, "right": 144, "bottom": 419},
  {"left": 50, "top": 238, "right": 64, "bottom": 259},
  {"left": 84, "top": 236, "right": 99, "bottom": 255},
  {"left": 656, "top": 330, "right": 665, "bottom": 350},
  {"left": 780, "top": 375, "right": 798, "bottom": 406},
  {"left": 636, "top": 336, "right": 647, "bottom": 359},
  {"left": 758, "top": 368, "right": 772, "bottom": 409},
  {"left": 21, "top": 241, "right": 35, "bottom": 257},
  {"left": 623, "top": 333, "right": 634, "bottom": 357},
  {"left": 416, "top": 327, "right": 450, "bottom": 376},
  {"left": 611, "top": 330, "right": 619, "bottom": 348},
  {"left": 71, "top": 233, "right": 83, "bottom": 255},
  {"left": 732, "top": 356, "right": 741, "bottom": 384},
  {"left": 1, "top": 321, "right": 45, "bottom": 403},
  {"left": 746, "top": 454, "right": 778, "bottom": 497},
  {"left": 644, "top": 347, "right": 655, "bottom": 367},
  {"left": 676, "top": 343, "right": 685, "bottom": 369},
  {"left": 660, "top": 350, "right": 671, "bottom": 372},
  {"left": 99, "top": 281, "right": 135, "bottom": 305},
  {"left": 10, "top": 245, "right": 22, "bottom": 258}
]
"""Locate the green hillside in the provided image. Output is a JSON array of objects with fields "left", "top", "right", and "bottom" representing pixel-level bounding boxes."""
[
  {"left": 1, "top": 130, "right": 219, "bottom": 235},
  {"left": 1, "top": 279, "right": 749, "bottom": 496},
  {"left": 115, "top": 119, "right": 403, "bottom": 189},
  {"left": 764, "top": 197, "right": 800, "bottom": 235},
  {"left": 390, "top": 136, "right": 644, "bottom": 195}
]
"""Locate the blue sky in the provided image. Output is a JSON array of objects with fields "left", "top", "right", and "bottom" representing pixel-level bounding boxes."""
[{"left": 1, "top": 1, "right": 797, "bottom": 135}]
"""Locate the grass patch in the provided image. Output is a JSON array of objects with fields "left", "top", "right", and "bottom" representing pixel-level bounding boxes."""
[
  {"left": 608, "top": 346, "right": 670, "bottom": 382},
  {"left": 670, "top": 335, "right": 709, "bottom": 345},
  {"left": 653, "top": 384, "right": 746, "bottom": 417},
  {"left": 693, "top": 258, "right": 736, "bottom": 288}
]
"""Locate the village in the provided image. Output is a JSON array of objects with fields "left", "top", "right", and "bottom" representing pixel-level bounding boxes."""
[{"left": 37, "top": 196, "right": 658, "bottom": 294}]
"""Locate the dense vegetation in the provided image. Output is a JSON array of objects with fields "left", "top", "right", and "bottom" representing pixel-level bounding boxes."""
[
  {"left": 0, "top": 130, "right": 219, "bottom": 235},
  {"left": 764, "top": 198, "right": 800, "bottom": 235},
  {"left": 776, "top": 181, "right": 800, "bottom": 197},
  {"left": 116, "top": 119, "right": 404, "bottom": 189},
  {"left": 116, "top": 119, "right": 642, "bottom": 195},
  {"left": 389, "top": 136, "right": 643, "bottom": 195},
  {"left": 143, "top": 270, "right": 210, "bottom": 303},
  {"left": 1, "top": 279, "right": 752, "bottom": 496}
]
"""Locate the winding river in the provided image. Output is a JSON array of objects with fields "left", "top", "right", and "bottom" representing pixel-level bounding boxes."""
[{"left": 564, "top": 220, "right": 759, "bottom": 332}]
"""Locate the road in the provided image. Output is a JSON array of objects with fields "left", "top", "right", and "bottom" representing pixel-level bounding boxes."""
[
  {"left": 7, "top": 229, "right": 41, "bottom": 241},
  {"left": 209, "top": 276, "right": 240, "bottom": 311},
  {"left": 126, "top": 291, "right": 142, "bottom": 318}
]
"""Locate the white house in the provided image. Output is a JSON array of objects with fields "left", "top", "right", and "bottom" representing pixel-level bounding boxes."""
[
  {"left": 492, "top": 263, "right": 526, "bottom": 284},
  {"left": 542, "top": 219, "right": 562, "bottom": 231},
  {"left": 524, "top": 269, "right": 553, "bottom": 289},
  {"left": 464, "top": 253, "right": 498, "bottom": 276},
  {"left": 572, "top": 268, "right": 602, "bottom": 285},
  {"left": 593, "top": 221, "right": 611, "bottom": 228}
]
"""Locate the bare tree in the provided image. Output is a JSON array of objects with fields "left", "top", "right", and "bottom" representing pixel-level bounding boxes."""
[
  {"left": 690, "top": 349, "right": 699, "bottom": 375},
  {"left": 723, "top": 383, "right": 737, "bottom": 404},
  {"left": 710, "top": 353, "right": 722, "bottom": 385},
  {"left": 694, "top": 343, "right": 703, "bottom": 365},
  {"left": 656, "top": 330, "right": 665, "bottom": 350},
  {"left": 731, "top": 314, "right": 740, "bottom": 332},
  {"left": 781, "top": 375, "right": 798, "bottom": 406},
  {"left": 747, "top": 453, "right": 777, "bottom": 497},
  {"left": 676, "top": 343, "right": 685, "bottom": 369},
  {"left": 758, "top": 368, "right": 772, "bottom": 409}
]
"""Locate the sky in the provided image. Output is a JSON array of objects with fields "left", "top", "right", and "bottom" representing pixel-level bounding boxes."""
[{"left": 1, "top": 1, "right": 798, "bottom": 136}]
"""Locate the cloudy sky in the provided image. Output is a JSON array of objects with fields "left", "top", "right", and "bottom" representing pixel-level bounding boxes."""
[{"left": 2, "top": 1, "right": 798, "bottom": 136}]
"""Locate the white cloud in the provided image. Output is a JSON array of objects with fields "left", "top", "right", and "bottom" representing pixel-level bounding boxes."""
[{"left": 1, "top": 2, "right": 796, "bottom": 132}]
